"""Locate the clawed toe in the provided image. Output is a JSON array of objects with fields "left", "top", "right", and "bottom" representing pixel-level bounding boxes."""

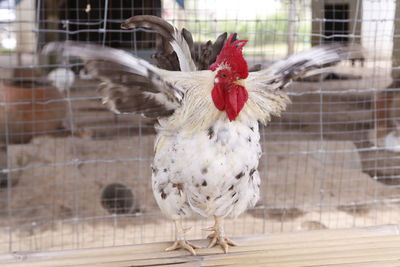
[
  {"left": 165, "top": 240, "right": 199, "bottom": 255},
  {"left": 166, "top": 220, "right": 199, "bottom": 255},
  {"left": 207, "top": 234, "right": 237, "bottom": 253},
  {"left": 203, "top": 216, "right": 237, "bottom": 253}
]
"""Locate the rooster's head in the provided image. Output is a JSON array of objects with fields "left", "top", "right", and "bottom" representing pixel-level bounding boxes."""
[{"left": 210, "top": 33, "right": 249, "bottom": 121}]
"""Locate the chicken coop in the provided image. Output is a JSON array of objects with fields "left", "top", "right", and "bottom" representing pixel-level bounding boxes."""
[{"left": 1, "top": 0, "right": 400, "bottom": 265}]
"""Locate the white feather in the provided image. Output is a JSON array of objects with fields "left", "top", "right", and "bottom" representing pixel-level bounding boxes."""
[{"left": 170, "top": 30, "right": 197, "bottom": 72}]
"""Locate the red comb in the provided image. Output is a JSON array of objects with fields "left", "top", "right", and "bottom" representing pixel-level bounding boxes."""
[
  {"left": 210, "top": 33, "right": 249, "bottom": 79},
  {"left": 225, "top": 34, "right": 248, "bottom": 50}
]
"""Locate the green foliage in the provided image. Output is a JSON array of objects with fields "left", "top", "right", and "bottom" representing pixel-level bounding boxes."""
[
  {"left": 0, "top": 48, "right": 15, "bottom": 54},
  {"left": 188, "top": 9, "right": 311, "bottom": 53}
]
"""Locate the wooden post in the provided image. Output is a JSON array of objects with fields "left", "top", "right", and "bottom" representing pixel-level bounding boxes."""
[
  {"left": 391, "top": 1, "right": 400, "bottom": 88},
  {"left": 373, "top": 2, "right": 399, "bottom": 139},
  {"left": 287, "top": 0, "right": 296, "bottom": 55},
  {"left": 311, "top": 0, "right": 322, "bottom": 47}
]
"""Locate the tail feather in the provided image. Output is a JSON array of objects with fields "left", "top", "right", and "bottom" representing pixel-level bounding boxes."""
[
  {"left": 181, "top": 28, "right": 195, "bottom": 59},
  {"left": 121, "top": 15, "right": 175, "bottom": 47},
  {"left": 209, "top": 32, "right": 228, "bottom": 65},
  {"left": 170, "top": 29, "right": 197, "bottom": 71},
  {"left": 122, "top": 15, "right": 196, "bottom": 72},
  {"left": 121, "top": 15, "right": 230, "bottom": 71}
]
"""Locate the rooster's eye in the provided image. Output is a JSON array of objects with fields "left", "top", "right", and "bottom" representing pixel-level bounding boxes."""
[{"left": 221, "top": 73, "right": 227, "bottom": 78}]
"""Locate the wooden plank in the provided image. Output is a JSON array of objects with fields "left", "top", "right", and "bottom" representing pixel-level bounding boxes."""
[
  {"left": 6, "top": 235, "right": 400, "bottom": 267},
  {"left": 18, "top": 242, "right": 400, "bottom": 267},
  {"left": 201, "top": 245, "right": 400, "bottom": 266},
  {"left": 256, "top": 251, "right": 400, "bottom": 267},
  {"left": 6, "top": 224, "right": 398, "bottom": 263},
  {"left": 2, "top": 225, "right": 399, "bottom": 267},
  {"left": 0, "top": 236, "right": 385, "bottom": 266},
  {"left": 313, "top": 260, "right": 400, "bottom": 267}
]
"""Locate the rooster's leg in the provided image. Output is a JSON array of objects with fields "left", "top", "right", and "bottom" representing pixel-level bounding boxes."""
[
  {"left": 165, "top": 219, "right": 199, "bottom": 255},
  {"left": 204, "top": 216, "right": 237, "bottom": 253}
]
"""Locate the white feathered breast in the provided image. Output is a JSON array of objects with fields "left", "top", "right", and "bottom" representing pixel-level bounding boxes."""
[{"left": 152, "top": 116, "right": 262, "bottom": 220}]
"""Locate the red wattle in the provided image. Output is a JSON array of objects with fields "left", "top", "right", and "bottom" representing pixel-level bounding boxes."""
[
  {"left": 212, "top": 83, "right": 226, "bottom": 111},
  {"left": 225, "top": 85, "right": 248, "bottom": 121},
  {"left": 212, "top": 84, "right": 248, "bottom": 121},
  {"left": 226, "top": 88, "right": 238, "bottom": 120}
]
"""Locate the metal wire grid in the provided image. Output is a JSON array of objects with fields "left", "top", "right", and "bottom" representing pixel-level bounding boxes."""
[{"left": 0, "top": 0, "right": 399, "bottom": 254}]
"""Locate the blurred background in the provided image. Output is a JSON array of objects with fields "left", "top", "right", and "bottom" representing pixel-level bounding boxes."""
[{"left": 1, "top": 0, "right": 400, "bottom": 254}]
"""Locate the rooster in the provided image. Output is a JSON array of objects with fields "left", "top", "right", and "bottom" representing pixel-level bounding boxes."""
[{"left": 43, "top": 18, "right": 350, "bottom": 255}]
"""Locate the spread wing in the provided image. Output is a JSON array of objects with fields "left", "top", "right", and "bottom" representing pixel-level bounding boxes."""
[
  {"left": 122, "top": 15, "right": 228, "bottom": 71},
  {"left": 43, "top": 41, "right": 196, "bottom": 118},
  {"left": 248, "top": 45, "right": 351, "bottom": 91},
  {"left": 245, "top": 45, "right": 355, "bottom": 125}
]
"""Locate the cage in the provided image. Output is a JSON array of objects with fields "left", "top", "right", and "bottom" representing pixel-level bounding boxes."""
[{"left": 0, "top": 0, "right": 399, "bottom": 261}]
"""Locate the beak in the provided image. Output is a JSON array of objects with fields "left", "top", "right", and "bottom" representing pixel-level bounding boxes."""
[{"left": 234, "top": 79, "right": 245, "bottom": 87}]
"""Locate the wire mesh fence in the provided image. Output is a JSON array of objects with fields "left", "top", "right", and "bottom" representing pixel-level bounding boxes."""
[{"left": 0, "top": 0, "right": 400, "bottom": 254}]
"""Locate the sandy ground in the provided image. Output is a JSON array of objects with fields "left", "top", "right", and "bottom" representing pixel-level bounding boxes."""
[{"left": 0, "top": 135, "right": 399, "bottom": 253}]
